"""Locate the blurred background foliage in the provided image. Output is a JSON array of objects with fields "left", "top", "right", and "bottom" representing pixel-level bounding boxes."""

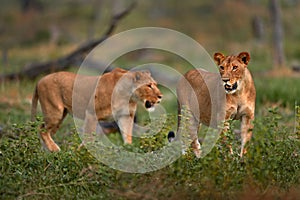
[{"left": 1, "top": 0, "right": 300, "bottom": 72}]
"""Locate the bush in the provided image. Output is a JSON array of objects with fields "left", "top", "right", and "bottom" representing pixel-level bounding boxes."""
[
  {"left": 0, "top": 120, "right": 114, "bottom": 199},
  {"left": 0, "top": 107, "right": 299, "bottom": 199}
]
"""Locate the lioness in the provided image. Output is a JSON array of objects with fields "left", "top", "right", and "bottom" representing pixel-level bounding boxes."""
[
  {"left": 31, "top": 68, "right": 162, "bottom": 152},
  {"left": 168, "top": 52, "right": 256, "bottom": 158}
]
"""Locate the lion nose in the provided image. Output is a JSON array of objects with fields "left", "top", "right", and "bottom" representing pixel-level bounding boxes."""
[{"left": 222, "top": 77, "right": 230, "bottom": 83}]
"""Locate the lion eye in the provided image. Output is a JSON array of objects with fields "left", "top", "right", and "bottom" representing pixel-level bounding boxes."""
[
  {"left": 219, "top": 66, "right": 224, "bottom": 70},
  {"left": 232, "top": 66, "right": 238, "bottom": 71}
]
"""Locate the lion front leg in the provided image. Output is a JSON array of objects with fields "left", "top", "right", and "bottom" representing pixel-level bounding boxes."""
[
  {"left": 117, "top": 116, "right": 134, "bottom": 144},
  {"left": 240, "top": 115, "right": 254, "bottom": 157},
  {"left": 221, "top": 120, "right": 233, "bottom": 155},
  {"left": 81, "top": 110, "right": 98, "bottom": 147},
  {"left": 221, "top": 107, "right": 236, "bottom": 154},
  {"left": 83, "top": 111, "right": 98, "bottom": 133}
]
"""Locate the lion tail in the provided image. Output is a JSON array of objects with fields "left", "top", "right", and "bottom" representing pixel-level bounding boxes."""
[
  {"left": 167, "top": 100, "right": 181, "bottom": 143},
  {"left": 31, "top": 86, "right": 39, "bottom": 121},
  {"left": 167, "top": 131, "right": 176, "bottom": 142}
]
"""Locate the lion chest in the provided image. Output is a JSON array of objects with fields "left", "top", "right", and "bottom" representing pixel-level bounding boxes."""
[
  {"left": 94, "top": 92, "right": 137, "bottom": 121},
  {"left": 225, "top": 94, "right": 253, "bottom": 120}
]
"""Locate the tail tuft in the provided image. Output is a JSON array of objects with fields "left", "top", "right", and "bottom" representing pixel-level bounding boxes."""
[{"left": 167, "top": 131, "right": 175, "bottom": 142}]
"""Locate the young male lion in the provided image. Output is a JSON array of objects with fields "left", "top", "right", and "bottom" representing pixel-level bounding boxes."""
[
  {"left": 168, "top": 52, "right": 256, "bottom": 158},
  {"left": 31, "top": 68, "right": 162, "bottom": 152}
]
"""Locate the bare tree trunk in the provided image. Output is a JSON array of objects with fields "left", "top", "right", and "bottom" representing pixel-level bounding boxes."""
[
  {"left": 252, "top": 16, "right": 264, "bottom": 43},
  {"left": 20, "top": 0, "right": 43, "bottom": 13},
  {"left": 269, "top": 0, "right": 285, "bottom": 68}
]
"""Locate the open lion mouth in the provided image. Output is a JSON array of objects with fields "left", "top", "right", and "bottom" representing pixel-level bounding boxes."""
[
  {"left": 224, "top": 82, "right": 238, "bottom": 94},
  {"left": 145, "top": 100, "right": 156, "bottom": 112}
]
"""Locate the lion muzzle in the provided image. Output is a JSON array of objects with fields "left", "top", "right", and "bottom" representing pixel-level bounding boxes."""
[
  {"left": 145, "top": 100, "right": 157, "bottom": 112},
  {"left": 224, "top": 82, "right": 238, "bottom": 94}
]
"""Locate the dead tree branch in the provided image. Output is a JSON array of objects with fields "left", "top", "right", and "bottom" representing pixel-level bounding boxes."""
[{"left": 0, "top": 1, "right": 136, "bottom": 82}]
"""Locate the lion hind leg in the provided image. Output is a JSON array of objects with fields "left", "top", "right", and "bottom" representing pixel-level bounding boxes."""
[
  {"left": 188, "top": 115, "right": 201, "bottom": 158},
  {"left": 40, "top": 130, "right": 61, "bottom": 152},
  {"left": 171, "top": 106, "right": 202, "bottom": 158},
  {"left": 40, "top": 109, "right": 67, "bottom": 152},
  {"left": 40, "top": 120, "right": 62, "bottom": 152},
  {"left": 191, "top": 138, "right": 201, "bottom": 158}
]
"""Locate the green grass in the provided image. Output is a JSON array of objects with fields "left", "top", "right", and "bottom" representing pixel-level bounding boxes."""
[
  {"left": 255, "top": 76, "right": 300, "bottom": 108},
  {"left": 0, "top": 107, "right": 299, "bottom": 199}
]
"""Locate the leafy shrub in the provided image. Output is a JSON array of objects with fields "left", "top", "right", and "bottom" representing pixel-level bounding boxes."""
[
  {"left": 0, "top": 107, "right": 299, "bottom": 199},
  {"left": 0, "top": 120, "right": 114, "bottom": 199}
]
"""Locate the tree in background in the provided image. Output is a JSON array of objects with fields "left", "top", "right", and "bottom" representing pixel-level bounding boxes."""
[
  {"left": 20, "top": 0, "right": 43, "bottom": 13},
  {"left": 269, "top": 0, "right": 285, "bottom": 68}
]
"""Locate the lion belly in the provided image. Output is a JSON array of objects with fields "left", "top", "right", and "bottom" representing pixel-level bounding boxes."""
[{"left": 177, "top": 69, "right": 226, "bottom": 128}]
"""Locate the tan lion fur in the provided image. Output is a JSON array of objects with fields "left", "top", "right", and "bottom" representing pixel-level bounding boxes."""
[
  {"left": 31, "top": 68, "right": 162, "bottom": 152},
  {"left": 174, "top": 52, "right": 256, "bottom": 158}
]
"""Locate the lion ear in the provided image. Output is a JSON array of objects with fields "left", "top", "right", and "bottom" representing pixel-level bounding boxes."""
[
  {"left": 214, "top": 53, "right": 225, "bottom": 65},
  {"left": 238, "top": 52, "right": 250, "bottom": 65},
  {"left": 141, "top": 70, "right": 151, "bottom": 76},
  {"left": 134, "top": 72, "right": 141, "bottom": 81},
  {"left": 133, "top": 70, "right": 151, "bottom": 82}
]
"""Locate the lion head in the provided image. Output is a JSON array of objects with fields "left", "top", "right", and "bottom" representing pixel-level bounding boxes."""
[
  {"left": 214, "top": 52, "right": 250, "bottom": 94},
  {"left": 112, "top": 69, "right": 162, "bottom": 112},
  {"left": 131, "top": 70, "right": 162, "bottom": 112}
]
